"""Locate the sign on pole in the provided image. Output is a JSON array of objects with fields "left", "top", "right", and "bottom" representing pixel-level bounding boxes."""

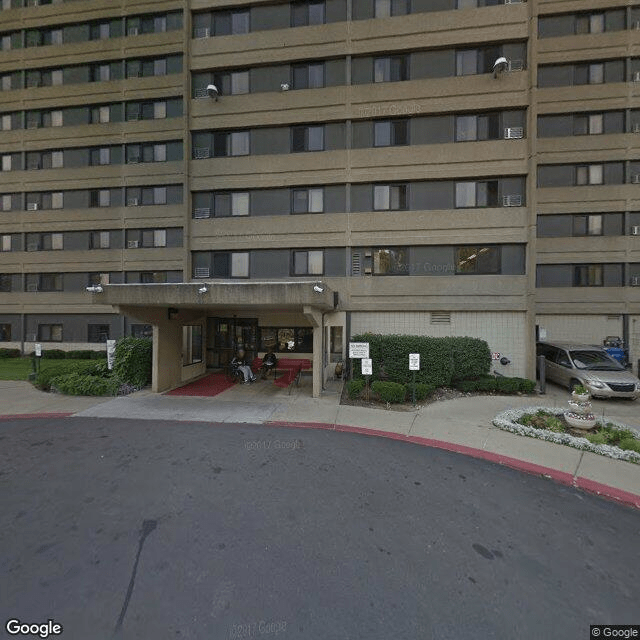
[
  {"left": 361, "top": 358, "right": 373, "bottom": 376},
  {"left": 349, "top": 342, "right": 369, "bottom": 359},
  {"left": 409, "top": 353, "right": 420, "bottom": 370},
  {"left": 106, "top": 339, "right": 116, "bottom": 371},
  {"left": 35, "top": 343, "right": 42, "bottom": 357}
]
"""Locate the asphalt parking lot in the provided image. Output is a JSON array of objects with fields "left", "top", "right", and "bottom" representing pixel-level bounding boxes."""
[{"left": 1, "top": 417, "right": 639, "bottom": 640}]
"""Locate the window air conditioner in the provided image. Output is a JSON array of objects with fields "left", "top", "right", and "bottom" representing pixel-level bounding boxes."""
[
  {"left": 193, "top": 207, "right": 211, "bottom": 219},
  {"left": 194, "top": 27, "right": 210, "bottom": 38},
  {"left": 504, "top": 127, "right": 523, "bottom": 139},
  {"left": 503, "top": 194, "right": 522, "bottom": 207},
  {"left": 631, "top": 276, "right": 640, "bottom": 286},
  {"left": 508, "top": 59, "right": 524, "bottom": 72},
  {"left": 27, "top": 202, "right": 39, "bottom": 211},
  {"left": 127, "top": 27, "right": 139, "bottom": 36},
  {"left": 631, "top": 174, "right": 640, "bottom": 184},
  {"left": 630, "top": 226, "right": 640, "bottom": 236},
  {"left": 633, "top": 71, "right": 640, "bottom": 82},
  {"left": 127, "top": 240, "right": 139, "bottom": 248},
  {"left": 126, "top": 197, "right": 139, "bottom": 206},
  {"left": 194, "top": 267, "right": 210, "bottom": 278},
  {"left": 194, "top": 88, "right": 209, "bottom": 99},
  {"left": 194, "top": 147, "right": 210, "bottom": 159},
  {"left": 504, "top": 0, "right": 522, "bottom": 4},
  {"left": 351, "top": 252, "right": 361, "bottom": 276}
]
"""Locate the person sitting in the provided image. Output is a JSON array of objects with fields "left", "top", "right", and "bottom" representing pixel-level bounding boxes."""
[
  {"left": 231, "top": 349, "right": 256, "bottom": 384},
  {"left": 261, "top": 349, "right": 278, "bottom": 378}
]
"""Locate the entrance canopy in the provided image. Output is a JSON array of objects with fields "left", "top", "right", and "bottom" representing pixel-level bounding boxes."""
[{"left": 91, "top": 280, "right": 337, "bottom": 397}]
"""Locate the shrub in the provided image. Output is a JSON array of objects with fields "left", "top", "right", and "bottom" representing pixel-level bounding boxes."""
[
  {"left": 34, "top": 361, "right": 97, "bottom": 391},
  {"left": 347, "top": 378, "right": 365, "bottom": 399},
  {"left": 586, "top": 432, "right": 607, "bottom": 445},
  {"left": 409, "top": 382, "right": 435, "bottom": 401},
  {"left": 496, "top": 376, "right": 521, "bottom": 394},
  {"left": 41, "top": 349, "right": 66, "bottom": 359},
  {"left": 113, "top": 337, "right": 152, "bottom": 388},
  {"left": 546, "top": 417, "right": 565, "bottom": 433},
  {"left": 454, "top": 380, "right": 478, "bottom": 393},
  {"left": 618, "top": 437, "right": 640, "bottom": 453},
  {"left": 50, "top": 373, "right": 119, "bottom": 397},
  {"left": 476, "top": 376, "right": 498, "bottom": 392},
  {"left": 87, "top": 360, "right": 111, "bottom": 378},
  {"left": 66, "top": 350, "right": 104, "bottom": 360},
  {"left": 371, "top": 381, "right": 406, "bottom": 404},
  {"left": 350, "top": 333, "right": 490, "bottom": 388},
  {"left": 0, "top": 348, "right": 21, "bottom": 358},
  {"left": 515, "top": 378, "right": 537, "bottom": 394}
]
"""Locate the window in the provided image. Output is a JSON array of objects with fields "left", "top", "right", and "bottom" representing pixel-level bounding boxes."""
[
  {"left": 153, "top": 101, "right": 167, "bottom": 119},
  {"left": 38, "top": 324, "right": 63, "bottom": 341},
  {"left": 455, "top": 113, "right": 500, "bottom": 141},
  {"left": 183, "top": 325, "right": 203, "bottom": 365},
  {"left": 576, "top": 164, "right": 603, "bottom": 185},
  {"left": 576, "top": 13, "right": 605, "bottom": 34},
  {"left": 329, "top": 325, "right": 343, "bottom": 362},
  {"left": 374, "top": 120, "right": 408, "bottom": 146},
  {"left": 50, "top": 110, "right": 63, "bottom": 127},
  {"left": 292, "top": 125, "right": 324, "bottom": 152},
  {"left": 0, "top": 323, "right": 11, "bottom": 341},
  {"left": 231, "top": 252, "right": 249, "bottom": 277},
  {"left": 88, "top": 273, "right": 110, "bottom": 286},
  {"left": 230, "top": 71, "right": 249, "bottom": 94},
  {"left": 51, "top": 192, "right": 63, "bottom": 209},
  {"left": 374, "top": 56, "right": 407, "bottom": 82},
  {"left": 574, "top": 264, "right": 603, "bottom": 286},
  {"left": 131, "top": 324, "right": 153, "bottom": 339},
  {"left": 91, "top": 231, "right": 110, "bottom": 249},
  {"left": 1, "top": 235, "right": 10, "bottom": 251},
  {"left": 2, "top": 155, "right": 13, "bottom": 171},
  {"left": 455, "top": 181, "right": 499, "bottom": 207},
  {"left": 0, "top": 275, "right": 11, "bottom": 292},
  {"left": 293, "top": 250, "right": 323, "bottom": 275},
  {"left": 88, "top": 324, "right": 110, "bottom": 343},
  {"left": 292, "top": 188, "right": 323, "bottom": 213},
  {"left": 1, "top": 194, "right": 14, "bottom": 211},
  {"left": 574, "top": 113, "right": 604, "bottom": 135},
  {"left": 374, "top": 0, "right": 409, "bottom": 18},
  {"left": 292, "top": 63, "right": 324, "bottom": 89},
  {"left": 292, "top": 0, "right": 325, "bottom": 27},
  {"left": 154, "top": 144, "right": 167, "bottom": 162},
  {"left": 373, "top": 248, "right": 408, "bottom": 275},
  {"left": 231, "top": 192, "right": 250, "bottom": 216},
  {"left": 226, "top": 131, "right": 249, "bottom": 156},
  {"left": 140, "top": 271, "right": 167, "bottom": 283},
  {"left": 373, "top": 184, "right": 407, "bottom": 210},
  {"left": 588, "top": 63, "right": 604, "bottom": 84},
  {"left": 455, "top": 246, "right": 500, "bottom": 274},
  {"left": 92, "top": 105, "right": 111, "bottom": 124},
  {"left": 259, "top": 327, "right": 313, "bottom": 353},
  {"left": 456, "top": 50, "right": 477, "bottom": 76},
  {"left": 153, "top": 187, "right": 167, "bottom": 204},
  {"left": 39, "top": 273, "right": 63, "bottom": 291},
  {"left": 573, "top": 214, "right": 603, "bottom": 236}
]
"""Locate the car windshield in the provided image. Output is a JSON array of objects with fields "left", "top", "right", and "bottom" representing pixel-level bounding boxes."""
[{"left": 570, "top": 350, "right": 623, "bottom": 371}]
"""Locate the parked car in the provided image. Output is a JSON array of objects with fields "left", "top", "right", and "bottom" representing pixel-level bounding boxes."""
[{"left": 536, "top": 341, "right": 640, "bottom": 400}]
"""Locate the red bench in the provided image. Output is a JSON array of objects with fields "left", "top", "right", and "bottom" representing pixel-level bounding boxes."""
[{"left": 252, "top": 357, "right": 312, "bottom": 391}]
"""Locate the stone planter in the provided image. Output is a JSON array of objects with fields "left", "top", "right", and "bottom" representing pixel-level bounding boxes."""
[
  {"left": 565, "top": 391, "right": 596, "bottom": 430},
  {"left": 571, "top": 392, "right": 590, "bottom": 403}
]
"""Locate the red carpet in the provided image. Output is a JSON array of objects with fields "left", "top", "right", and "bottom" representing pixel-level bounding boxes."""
[{"left": 165, "top": 373, "right": 235, "bottom": 397}]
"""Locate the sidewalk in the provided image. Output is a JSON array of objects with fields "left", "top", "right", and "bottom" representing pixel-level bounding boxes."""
[{"left": 2, "top": 376, "right": 639, "bottom": 508}]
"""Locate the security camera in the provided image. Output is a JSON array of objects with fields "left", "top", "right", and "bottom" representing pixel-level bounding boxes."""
[
  {"left": 493, "top": 56, "right": 509, "bottom": 78},
  {"left": 86, "top": 285, "right": 103, "bottom": 293},
  {"left": 500, "top": 356, "right": 511, "bottom": 366},
  {"left": 313, "top": 284, "right": 325, "bottom": 293},
  {"left": 198, "top": 286, "right": 208, "bottom": 294},
  {"left": 280, "top": 82, "right": 290, "bottom": 91},
  {"left": 206, "top": 84, "right": 219, "bottom": 100}
]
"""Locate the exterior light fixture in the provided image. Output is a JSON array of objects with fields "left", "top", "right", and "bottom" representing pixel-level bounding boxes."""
[
  {"left": 206, "top": 84, "right": 219, "bottom": 100},
  {"left": 313, "top": 284, "right": 325, "bottom": 293},
  {"left": 280, "top": 82, "right": 290, "bottom": 91},
  {"left": 198, "top": 286, "right": 208, "bottom": 294}
]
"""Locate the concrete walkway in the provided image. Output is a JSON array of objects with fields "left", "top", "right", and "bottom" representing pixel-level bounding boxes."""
[{"left": 1, "top": 376, "right": 639, "bottom": 508}]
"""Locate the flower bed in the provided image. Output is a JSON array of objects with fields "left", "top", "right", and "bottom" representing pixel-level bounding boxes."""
[{"left": 492, "top": 406, "right": 640, "bottom": 464}]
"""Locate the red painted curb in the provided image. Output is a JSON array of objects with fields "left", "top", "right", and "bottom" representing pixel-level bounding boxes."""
[
  {"left": 0, "top": 412, "right": 74, "bottom": 421},
  {"left": 266, "top": 420, "right": 640, "bottom": 510}
]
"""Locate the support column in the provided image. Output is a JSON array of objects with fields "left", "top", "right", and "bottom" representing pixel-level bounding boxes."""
[
  {"left": 153, "top": 318, "right": 183, "bottom": 393},
  {"left": 303, "top": 305, "right": 323, "bottom": 398}
]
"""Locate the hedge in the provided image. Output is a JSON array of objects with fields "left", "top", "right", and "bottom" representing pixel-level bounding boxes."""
[
  {"left": 0, "top": 348, "right": 21, "bottom": 358},
  {"left": 66, "top": 350, "right": 106, "bottom": 360},
  {"left": 34, "top": 361, "right": 98, "bottom": 391},
  {"left": 350, "top": 333, "right": 490, "bottom": 388},
  {"left": 371, "top": 381, "right": 406, "bottom": 404},
  {"left": 50, "top": 372, "right": 120, "bottom": 397},
  {"left": 453, "top": 376, "right": 537, "bottom": 394},
  {"left": 41, "top": 349, "right": 67, "bottom": 359},
  {"left": 404, "top": 382, "right": 436, "bottom": 402},
  {"left": 113, "top": 337, "right": 152, "bottom": 388},
  {"left": 347, "top": 378, "right": 365, "bottom": 399}
]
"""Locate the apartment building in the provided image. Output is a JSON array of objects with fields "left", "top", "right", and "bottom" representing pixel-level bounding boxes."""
[{"left": 1, "top": 0, "right": 639, "bottom": 395}]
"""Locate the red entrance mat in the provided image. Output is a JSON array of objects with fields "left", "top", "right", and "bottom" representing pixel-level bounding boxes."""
[{"left": 165, "top": 373, "right": 235, "bottom": 397}]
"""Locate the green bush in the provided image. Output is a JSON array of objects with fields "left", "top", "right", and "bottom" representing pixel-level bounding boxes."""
[
  {"left": 404, "top": 382, "right": 436, "bottom": 402},
  {"left": 350, "top": 333, "right": 490, "bottom": 388},
  {"left": 87, "top": 360, "right": 111, "bottom": 378},
  {"left": 496, "top": 376, "right": 521, "bottom": 394},
  {"left": 371, "top": 380, "right": 406, "bottom": 404},
  {"left": 476, "top": 376, "right": 498, "bottom": 392},
  {"left": 0, "top": 348, "right": 21, "bottom": 358},
  {"left": 454, "top": 380, "right": 478, "bottom": 393},
  {"left": 618, "top": 437, "right": 640, "bottom": 453},
  {"left": 50, "top": 372, "right": 119, "bottom": 397},
  {"left": 66, "top": 350, "right": 105, "bottom": 360},
  {"left": 586, "top": 432, "right": 607, "bottom": 445},
  {"left": 515, "top": 377, "right": 537, "bottom": 393},
  {"left": 41, "top": 349, "right": 66, "bottom": 359},
  {"left": 347, "top": 378, "right": 365, "bottom": 399},
  {"left": 113, "top": 337, "right": 152, "bottom": 387},
  {"left": 34, "top": 361, "right": 97, "bottom": 391}
]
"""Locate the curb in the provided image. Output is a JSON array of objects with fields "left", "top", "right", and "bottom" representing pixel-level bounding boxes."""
[
  {"left": 266, "top": 420, "right": 640, "bottom": 511},
  {"left": 0, "top": 412, "right": 74, "bottom": 421}
]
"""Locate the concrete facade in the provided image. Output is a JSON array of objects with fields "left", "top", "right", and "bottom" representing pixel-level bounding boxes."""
[{"left": 1, "top": 0, "right": 639, "bottom": 391}]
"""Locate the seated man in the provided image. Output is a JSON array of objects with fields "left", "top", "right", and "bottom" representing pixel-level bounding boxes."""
[
  {"left": 261, "top": 349, "right": 278, "bottom": 378},
  {"left": 231, "top": 350, "right": 256, "bottom": 384}
]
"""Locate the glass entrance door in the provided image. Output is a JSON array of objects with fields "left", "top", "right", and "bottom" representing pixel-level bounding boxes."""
[{"left": 207, "top": 317, "right": 258, "bottom": 368}]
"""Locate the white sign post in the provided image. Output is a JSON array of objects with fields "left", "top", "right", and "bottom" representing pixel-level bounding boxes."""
[
  {"left": 409, "top": 353, "right": 420, "bottom": 405},
  {"left": 106, "top": 339, "right": 116, "bottom": 371},
  {"left": 361, "top": 357, "right": 373, "bottom": 400},
  {"left": 33, "top": 343, "right": 42, "bottom": 377},
  {"left": 35, "top": 343, "right": 42, "bottom": 357}
]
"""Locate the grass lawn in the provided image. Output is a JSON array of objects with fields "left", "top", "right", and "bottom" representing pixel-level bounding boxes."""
[{"left": 0, "top": 358, "right": 96, "bottom": 381}]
